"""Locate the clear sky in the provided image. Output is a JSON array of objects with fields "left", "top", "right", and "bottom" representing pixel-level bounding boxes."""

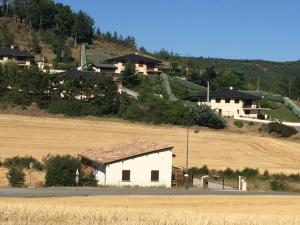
[{"left": 56, "top": 0, "right": 300, "bottom": 62}]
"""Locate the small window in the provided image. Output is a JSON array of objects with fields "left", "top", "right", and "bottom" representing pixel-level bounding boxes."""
[
  {"left": 225, "top": 99, "right": 230, "bottom": 103},
  {"left": 122, "top": 170, "right": 130, "bottom": 181},
  {"left": 216, "top": 98, "right": 221, "bottom": 103},
  {"left": 151, "top": 170, "right": 159, "bottom": 182},
  {"left": 235, "top": 99, "right": 240, "bottom": 104},
  {"left": 245, "top": 110, "right": 250, "bottom": 115},
  {"left": 218, "top": 109, "right": 222, "bottom": 115}
]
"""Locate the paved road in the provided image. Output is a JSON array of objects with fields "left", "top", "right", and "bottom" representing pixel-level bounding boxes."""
[{"left": 0, "top": 187, "right": 298, "bottom": 197}]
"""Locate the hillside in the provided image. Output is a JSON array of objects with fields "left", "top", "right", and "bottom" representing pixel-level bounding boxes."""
[
  {"left": 0, "top": 114, "right": 299, "bottom": 174},
  {"left": 0, "top": 17, "right": 134, "bottom": 64},
  {"left": 2, "top": 16, "right": 300, "bottom": 93}
]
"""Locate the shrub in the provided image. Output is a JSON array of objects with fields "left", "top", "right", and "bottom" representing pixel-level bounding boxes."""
[
  {"left": 248, "top": 121, "right": 254, "bottom": 126},
  {"left": 191, "top": 104, "right": 226, "bottom": 129},
  {"left": 270, "top": 180, "right": 286, "bottom": 191},
  {"left": 241, "top": 167, "right": 259, "bottom": 178},
  {"left": 260, "top": 98, "right": 278, "bottom": 109},
  {"left": 45, "top": 155, "right": 97, "bottom": 187},
  {"left": 257, "top": 113, "right": 265, "bottom": 120},
  {"left": 234, "top": 120, "right": 244, "bottom": 128},
  {"left": 7, "top": 167, "right": 25, "bottom": 187},
  {"left": 4, "top": 156, "right": 43, "bottom": 171},
  {"left": 223, "top": 167, "right": 235, "bottom": 178},
  {"left": 267, "top": 122, "right": 297, "bottom": 137},
  {"left": 190, "top": 165, "right": 209, "bottom": 176}
]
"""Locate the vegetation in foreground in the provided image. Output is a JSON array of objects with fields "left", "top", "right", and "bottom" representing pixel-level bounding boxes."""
[{"left": 0, "top": 196, "right": 299, "bottom": 225}]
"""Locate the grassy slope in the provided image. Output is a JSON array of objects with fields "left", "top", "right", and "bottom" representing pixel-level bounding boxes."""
[
  {"left": 265, "top": 102, "right": 300, "bottom": 122},
  {"left": 0, "top": 114, "right": 300, "bottom": 174}
]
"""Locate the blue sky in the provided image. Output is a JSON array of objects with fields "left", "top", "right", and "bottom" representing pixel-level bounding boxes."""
[{"left": 56, "top": 0, "right": 300, "bottom": 62}]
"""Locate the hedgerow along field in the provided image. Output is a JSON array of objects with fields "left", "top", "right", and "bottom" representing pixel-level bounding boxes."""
[
  {"left": 0, "top": 196, "right": 299, "bottom": 225},
  {"left": 0, "top": 114, "right": 300, "bottom": 174}
]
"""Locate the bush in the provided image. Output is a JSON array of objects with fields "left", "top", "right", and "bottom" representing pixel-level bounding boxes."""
[
  {"left": 234, "top": 120, "right": 244, "bottom": 128},
  {"left": 267, "top": 122, "right": 298, "bottom": 137},
  {"left": 4, "top": 156, "right": 43, "bottom": 171},
  {"left": 271, "top": 180, "right": 286, "bottom": 191},
  {"left": 260, "top": 98, "right": 278, "bottom": 109},
  {"left": 241, "top": 167, "right": 259, "bottom": 178},
  {"left": 45, "top": 155, "right": 97, "bottom": 187},
  {"left": 248, "top": 121, "right": 254, "bottom": 126},
  {"left": 223, "top": 167, "right": 235, "bottom": 178},
  {"left": 7, "top": 167, "right": 25, "bottom": 187},
  {"left": 257, "top": 113, "right": 265, "bottom": 120},
  {"left": 190, "top": 165, "right": 209, "bottom": 176},
  {"left": 191, "top": 104, "right": 226, "bottom": 129}
]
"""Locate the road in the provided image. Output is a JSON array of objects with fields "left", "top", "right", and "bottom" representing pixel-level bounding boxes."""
[{"left": 0, "top": 187, "right": 298, "bottom": 197}]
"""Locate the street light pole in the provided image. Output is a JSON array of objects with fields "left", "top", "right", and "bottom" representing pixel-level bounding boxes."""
[{"left": 185, "top": 126, "right": 189, "bottom": 190}]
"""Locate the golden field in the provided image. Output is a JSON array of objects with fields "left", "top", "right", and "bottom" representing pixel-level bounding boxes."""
[
  {"left": 0, "top": 196, "right": 299, "bottom": 225},
  {"left": 0, "top": 114, "right": 300, "bottom": 174}
]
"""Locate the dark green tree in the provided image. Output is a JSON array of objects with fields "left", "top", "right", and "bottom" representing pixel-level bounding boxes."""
[
  {"left": 7, "top": 166, "right": 25, "bottom": 187},
  {"left": 121, "top": 62, "right": 140, "bottom": 86},
  {"left": 72, "top": 10, "right": 94, "bottom": 45},
  {"left": 29, "top": 32, "right": 42, "bottom": 54},
  {"left": 191, "top": 104, "right": 226, "bottom": 129}
]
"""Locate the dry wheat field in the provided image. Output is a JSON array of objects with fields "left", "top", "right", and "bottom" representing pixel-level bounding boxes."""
[
  {"left": 0, "top": 114, "right": 300, "bottom": 173},
  {"left": 0, "top": 196, "right": 299, "bottom": 225}
]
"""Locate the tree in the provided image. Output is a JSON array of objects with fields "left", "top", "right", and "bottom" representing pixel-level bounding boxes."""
[
  {"left": 212, "top": 69, "right": 245, "bottom": 90},
  {"left": 29, "top": 32, "right": 42, "bottom": 54},
  {"left": 7, "top": 166, "right": 25, "bottom": 187},
  {"left": 72, "top": 10, "right": 94, "bottom": 45},
  {"left": 45, "top": 155, "right": 96, "bottom": 186},
  {"left": 191, "top": 104, "right": 226, "bottom": 129},
  {"left": 121, "top": 62, "right": 140, "bottom": 86},
  {"left": 53, "top": 3, "right": 74, "bottom": 36}
]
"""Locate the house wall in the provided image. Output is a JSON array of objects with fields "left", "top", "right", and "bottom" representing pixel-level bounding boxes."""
[
  {"left": 209, "top": 98, "right": 259, "bottom": 118},
  {"left": 0, "top": 57, "right": 32, "bottom": 66},
  {"left": 114, "top": 62, "right": 158, "bottom": 75},
  {"left": 103, "top": 150, "right": 173, "bottom": 187}
]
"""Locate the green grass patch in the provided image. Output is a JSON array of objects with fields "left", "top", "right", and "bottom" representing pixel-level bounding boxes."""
[{"left": 265, "top": 102, "right": 300, "bottom": 122}]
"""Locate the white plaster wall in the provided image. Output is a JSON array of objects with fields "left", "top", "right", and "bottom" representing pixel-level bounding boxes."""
[
  {"left": 104, "top": 150, "right": 173, "bottom": 187},
  {"left": 210, "top": 99, "right": 259, "bottom": 118}
]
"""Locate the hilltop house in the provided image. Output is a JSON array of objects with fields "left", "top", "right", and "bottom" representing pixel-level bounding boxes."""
[
  {"left": 78, "top": 140, "right": 174, "bottom": 187},
  {"left": 106, "top": 53, "right": 162, "bottom": 75},
  {"left": 197, "top": 89, "right": 263, "bottom": 118},
  {"left": 0, "top": 46, "right": 35, "bottom": 66}
]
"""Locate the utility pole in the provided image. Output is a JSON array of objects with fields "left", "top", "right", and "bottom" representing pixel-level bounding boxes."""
[
  {"left": 288, "top": 79, "right": 291, "bottom": 98},
  {"left": 207, "top": 80, "right": 210, "bottom": 105},
  {"left": 185, "top": 127, "right": 189, "bottom": 190}
]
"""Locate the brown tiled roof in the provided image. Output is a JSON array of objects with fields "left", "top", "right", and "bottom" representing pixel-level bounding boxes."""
[{"left": 78, "top": 140, "right": 173, "bottom": 165}]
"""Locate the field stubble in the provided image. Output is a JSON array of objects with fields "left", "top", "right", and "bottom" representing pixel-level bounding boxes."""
[{"left": 0, "top": 196, "right": 299, "bottom": 225}]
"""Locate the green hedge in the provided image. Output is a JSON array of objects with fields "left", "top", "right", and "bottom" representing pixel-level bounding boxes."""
[
  {"left": 267, "top": 122, "right": 298, "bottom": 137},
  {"left": 283, "top": 97, "right": 300, "bottom": 118}
]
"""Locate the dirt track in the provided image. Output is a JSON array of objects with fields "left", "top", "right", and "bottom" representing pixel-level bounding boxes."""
[{"left": 0, "top": 114, "right": 300, "bottom": 173}]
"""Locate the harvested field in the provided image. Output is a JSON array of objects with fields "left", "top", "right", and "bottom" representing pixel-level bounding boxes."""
[
  {"left": 0, "top": 114, "right": 300, "bottom": 174},
  {"left": 0, "top": 196, "right": 299, "bottom": 225}
]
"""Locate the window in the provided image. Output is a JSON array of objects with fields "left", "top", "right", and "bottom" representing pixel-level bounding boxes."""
[
  {"left": 151, "top": 170, "right": 159, "bottom": 182},
  {"left": 216, "top": 98, "right": 221, "bottom": 103},
  {"left": 245, "top": 110, "right": 250, "bottom": 115},
  {"left": 225, "top": 99, "right": 230, "bottom": 103},
  {"left": 122, "top": 170, "right": 130, "bottom": 181},
  {"left": 138, "top": 63, "right": 144, "bottom": 67},
  {"left": 235, "top": 99, "right": 240, "bottom": 104},
  {"left": 218, "top": 109, "right": 222, "bottom": 115}
]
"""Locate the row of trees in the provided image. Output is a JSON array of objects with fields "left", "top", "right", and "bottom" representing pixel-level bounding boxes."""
[
  {"left": 188, "top": 66, "right": 246, "bottom": 90},
  {"left": 95, "top": 29, "right": 137, "bottom": 49},
  {"left": 0, "top": 62, "right": 119, "bottom": 117},
  {"left": 0, "top": 0, "right": 94, "bottom": 44}
]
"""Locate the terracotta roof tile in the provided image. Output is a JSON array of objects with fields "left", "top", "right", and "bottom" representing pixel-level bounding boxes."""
[{"left": 78, "top": 140, "right": 173, "bottom": 165}]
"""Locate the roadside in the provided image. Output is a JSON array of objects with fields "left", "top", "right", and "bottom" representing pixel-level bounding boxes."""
[{"left": 0, "top": 187, "right": 299, "bottom": 197}]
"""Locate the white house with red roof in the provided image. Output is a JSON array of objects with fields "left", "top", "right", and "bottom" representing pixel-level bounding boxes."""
[{"left": 78, "top": 140, "right": 174, "bottom": 187}]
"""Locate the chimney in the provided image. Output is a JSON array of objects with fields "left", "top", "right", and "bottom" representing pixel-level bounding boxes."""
[{"left": 229, "top": 86, "right": 233, "bottom": 90}]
